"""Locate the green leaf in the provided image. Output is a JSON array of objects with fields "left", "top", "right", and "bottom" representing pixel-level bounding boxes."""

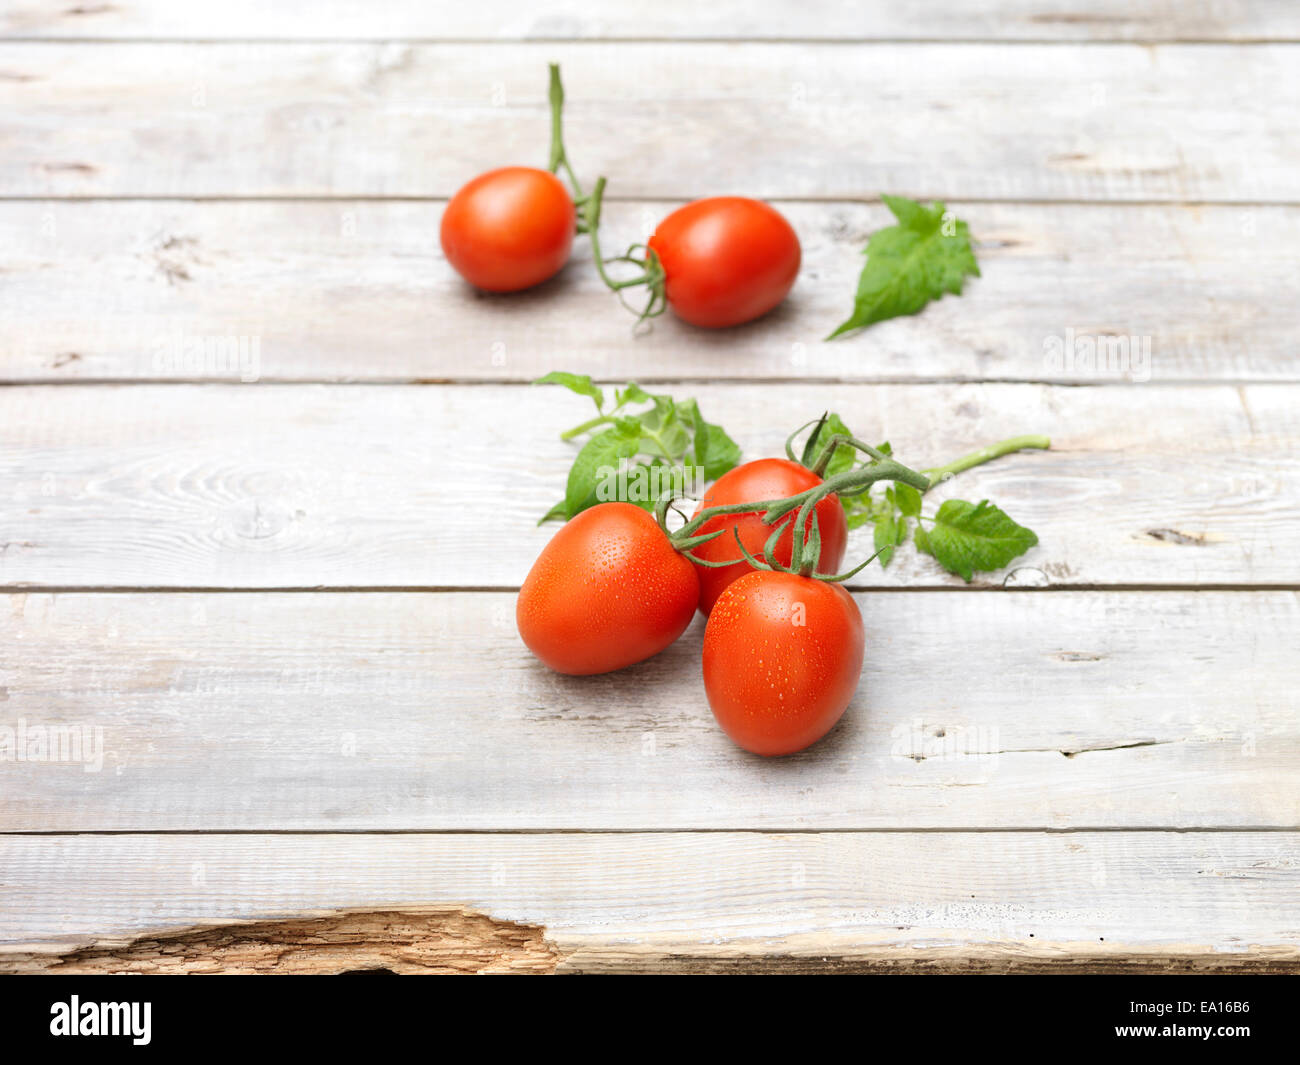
[
  {"left": 613, "top": 461, "right": 672, "bottom": 513},
  {"left": 635, "top": 397, "right": 692, "bottom": 460},
  {"left": 873, "top": 510, "right": 907, "bottom": 568},
  {"left": 534, "top": 371, "right": 604, "bottom": 411},
  {"left": 894, "top": 482, "right": 923, "bottom": 517},
  {"left": 615, "top": 382, "right": 652, "bottom": 408},
  {"left": 538, "top": 500, "right": 569, "bottom": 525},
  {"left": 696, "top": 422, "right": 741, "bottom": 480},
  {"left": 827, "top": 196, "right": 980, "bottom": 340},
  {"left": 915, "top": 499, "right": 1038, "bottom": 582},
  {"left": 539, "top": 375, "right": 742, "bottom": 521},
  {"left": 845, "top": 507, "right": 874, "bottom": 532},
  {"left": 563, "top": 421, "right": 641, "bottom": 518}
]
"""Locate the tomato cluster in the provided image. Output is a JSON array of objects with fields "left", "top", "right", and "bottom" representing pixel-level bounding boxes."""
[
  {"left": 441, "top": 65, "right": 800, "bottom": 329},
  {"left": 517, "top": 459, "right": 863, "bottom": 757}
]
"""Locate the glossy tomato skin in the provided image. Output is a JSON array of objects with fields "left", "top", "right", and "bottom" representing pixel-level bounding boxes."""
[
  {"left": 517, "top": 502, "right": 700, "bottom": 676},
  {"left": 690, "top": 458, "right": 847, "bottom": 616},
  {"left": 703, "top": 571, "right": 864, "bottom": 756},
  {"left": 441, "top": 166, "right": 575, "bottom": 292},
  {"left": 647, "top": 197, "right": 800, "bottom": 328}
]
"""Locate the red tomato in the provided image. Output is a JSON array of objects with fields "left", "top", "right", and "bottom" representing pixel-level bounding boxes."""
[
  {"left": 441, "top": 166, "right": 575, "bottom": 292},
  {"left": 517, "top": 502, "right": 699, "bottom": 675},
  {"left": 703, "top": 571, "right": 864, "bottom": 756},
  {"left": 689, "top": 458, "right": 847, "bottom": 616},
  {"left": 647, "top": 197, "right": 800, "bottom": 327}
]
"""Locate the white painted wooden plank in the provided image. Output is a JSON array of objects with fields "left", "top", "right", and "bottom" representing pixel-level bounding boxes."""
[
  {"left": 0, "top": 832, "right": 1296, "bottom": 969},
  {"left": 5, "top": 1, "right": 1296, "bottom": 43},
  {"left": 1, "top": 590, "right": 1294, "bottom": 830},
  {"left": 1, "top": 43, "right": 1294, "bottom": 200},
  {"left": 1, "top": 383, "right": 1294, "bottom": 589},
  {"left": 3, "top": 200, "right": 1292, "bottom": 384}
]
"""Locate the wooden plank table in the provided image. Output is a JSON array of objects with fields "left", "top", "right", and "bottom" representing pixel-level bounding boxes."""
[{"left": 1, "top": 1, "right": 1297, "bottom": 974}]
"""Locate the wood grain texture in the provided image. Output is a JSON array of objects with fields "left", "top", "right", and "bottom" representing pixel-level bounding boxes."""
[
  {"left": 1, "top": 833, "right": 1297, "bottom": 972},
  {"left": 1, "top": 3, "right": 1295, "bottom": 974},
  {"left": 1, "top": 42, "right": 1295, "bottom": 200},
  {"left": 2, "top": 590, "right": 1294, "bottom": 831},
  {"left": 4, "top": 0, "right": 1296, "bottom": 43},
  {"left": 2, "top": 383, "right": 1294, "bottom": 590},
  {"left": 3, "top": 199, "right": 1293, "bottom": 384}
]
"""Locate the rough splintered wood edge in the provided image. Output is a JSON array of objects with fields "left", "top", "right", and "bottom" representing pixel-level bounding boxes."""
[
  {"left": 0, "top": 908, "right": 564, "bottom": 976},
  {"left": 5, "top": 908, "right": 1299, "bottom": 975}
]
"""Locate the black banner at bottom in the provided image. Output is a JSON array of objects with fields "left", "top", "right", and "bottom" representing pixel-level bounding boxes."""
[{"left": 0, "top": 972, "right": 1290, "bottom": 1052}]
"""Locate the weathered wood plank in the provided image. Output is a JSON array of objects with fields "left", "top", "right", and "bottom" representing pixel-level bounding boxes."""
[
  {"left": 5, "top": 1, "right": 1296, "bottom": 43},
  {"left": 1, "top": 832, "right": 1296, "bottom": 972},
  {"left": 1, "top": 383, "right": 1293, "bottom": 589},
  {"left": 1, "top": 42, "right": 1294, "bottom": 200},
  {"left": 4, "top": 200, "right": 1292, "bottom": 384},
  {"left": 1, "top": 590, "right": 1294, "bottom": 830}
]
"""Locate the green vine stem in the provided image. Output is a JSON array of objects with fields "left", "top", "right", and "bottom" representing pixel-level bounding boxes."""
[
  {"left": 810, "top": 431, "right": 1049, "bottom": 491},
  {"left": 808, "top": 433, "right": 893, "bottom": 477},
  {"left": 547, "top": 64, "right": 584, "bottom": 201},
  {"left": 920, "top": 435, "right": 1050, "bottom": 486},
  {"left": 545, "top": 65, "right": 666, "bottom": 322},
  {"left": 583, "top": 179, "right": 667, "bottom": 322}
]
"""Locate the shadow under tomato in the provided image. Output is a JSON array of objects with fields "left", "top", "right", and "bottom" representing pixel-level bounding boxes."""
[
  {"left": 455, "top": 260, "right": 580, "bottom": 306},
  {"left": 724, "top": 701, "right": 864, "bottom": 769}
]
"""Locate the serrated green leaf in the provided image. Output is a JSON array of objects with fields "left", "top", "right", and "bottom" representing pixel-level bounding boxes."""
[
  {"left": 535, "top": 371, "right": 604, "bottom": 411},
  {"left": 827, "top": 196, "right": 980, "bottom": 340},
  {"left": 541, "top": 376, "right": 742, "bottom": 521},
  {"left": 563, "top": 422, "right": 641, "bottom": 517},
  {"left": 915, "top": 499, "right": 1038, "bottom": 582}
]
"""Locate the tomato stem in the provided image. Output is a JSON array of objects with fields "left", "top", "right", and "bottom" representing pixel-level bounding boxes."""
[
  {"left": 547, "top": 63, "right": 584, "bottom": 200},
  {"left": 581, "top": 180, "right": 669, "bottom": 324},
  {"left": 559, "top": 413, "right": 616, "bottom": 440},
  {"left": 809, "top": 431, "right": 1050, "bottom": 489},
  {"left": 545, "top": 64, "right": 667, "bottom": 326},
  {"left": 920, "top": 435, "right": 1051, "bottom": 487},
  {"left": 808, "top": 433, "right": 893, "bottom": 478}
]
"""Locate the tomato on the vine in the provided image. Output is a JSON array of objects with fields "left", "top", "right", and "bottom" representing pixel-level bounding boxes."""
[
  {"left": 689, "top": 458, "right": 847, "bottom": 615},
  {"left": 645, "top": 197, "right": 800, "bottom": 328},
  {"left": 441, "top": 166, "right": 576, "bottom": 293},
  {"left": 517, "top": 502, "right": 699, "bottom": 675},
  {"left": 703, "top": 571, "right": 864, "bottom": 756}
]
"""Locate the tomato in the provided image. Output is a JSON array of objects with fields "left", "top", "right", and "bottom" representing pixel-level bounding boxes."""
[
  {"left": 689, "top": 458, "right": 847, "bottom": 615},
  {"left": 517, "top": 502, "right": 699, "bottom": 675},
  {"left": 441, "top": 166, "right": 575, "bottom": 292},
  {"left": 647, "top": 197, "right": 800, "bottom": 328},
  {"left": 703, "top": 571, "right": 864, "bottom": 756}
]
